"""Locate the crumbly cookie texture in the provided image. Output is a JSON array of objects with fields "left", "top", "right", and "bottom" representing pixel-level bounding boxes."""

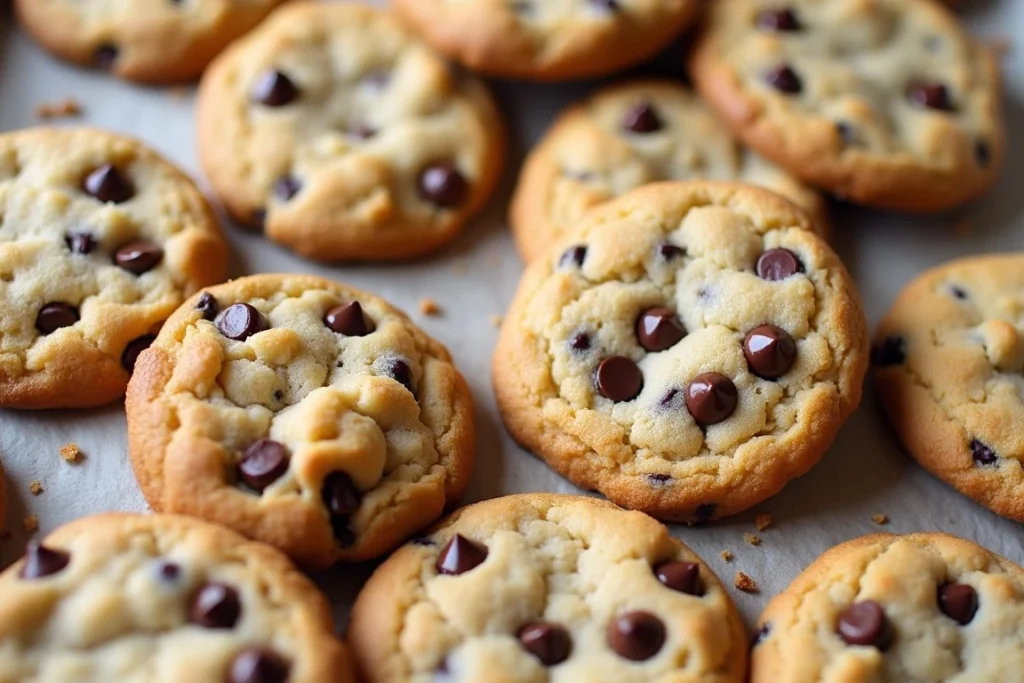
[
  {"left": 510, "top": 80, "right": 828, "bottom": 262},
  {"left": 15, "top": 0, "right": 289, "bottom": 83},
  {"left": 690, "top": 0, "right": 1003, "bottom": 212},
  {"left": 494, "top": 181, "right": 868, "bottom": 521},
  {"left": 126, "top": 274, "right": 475, "bottom": 569},
  {"left": 0, "top": 127, "right": 228, "bottom": 409},
  {"left": 196, "top": 2, "right": 505, "bottom": 262},
  {"left": 0, "top": 513, "right": 353, "bottom": 683},
  {"left": 349, "top": 493, "right": 747, "bottom": 683},
  {"left": 752, "top": 533, "right": 1024, "bottom": 683},
  {"left": 873, "top": 255, "right": 1024, "bottom": 522},
  {"left": 392, "top": 0, "right": 698, "bottom": 81}
]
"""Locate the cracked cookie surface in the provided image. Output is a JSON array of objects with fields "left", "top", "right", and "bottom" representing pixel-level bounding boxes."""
[
  {"left": 196, "top": 2, "right": 505, "bottom": 261},
  {"left": 126, "top": 273, "right": 475, "bottom": 569},
  {"left": 0, "top": 513, "right": 353, "bottom": 683},
  {"left": 494, "top": 182, "right": 868, "bottom": 521},
  {"left": 349, "top": 493, "right": 747, "bottom": 683},
  {"left": 510, "top": 80, "right": 828, "bottom": 262},
  {"left": 874, "top": 255, "right": 1024, "bottom": 522},
  {"left": 752, "top": 533, "right": 1024, "bottom": 683},
  {"left": 690, "top": 0, "right": 1003, "bottom": 211},
  {"left": 0, "top": 127, "right": 228, "bottom": 409},
  {"left": 15, "top": 0, "right": 289, "bottom": 83}
]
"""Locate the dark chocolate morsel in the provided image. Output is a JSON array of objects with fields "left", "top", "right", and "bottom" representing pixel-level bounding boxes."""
[
  {"left": 19, "top": 542, "right": 70, "bottom": 579},
  {"left": 436, "top": 534, "right": 488, "bottom": 575}
]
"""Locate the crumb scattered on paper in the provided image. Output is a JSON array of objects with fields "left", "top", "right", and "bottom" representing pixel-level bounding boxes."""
[
  {"left": 23, "top": 515, "right": 39, "bottom": 533},
  {"left": 755, "top": 513, "right": 772, "bottom": 531},
  {"left": 735, "top": 572, "right": 759, "bottom": 593},
  {"left": 29, "top": 481, "right": 44, "bottom": 496},
  {"left": 720, "top": 550, "right": 733, "bottom": 562},
  {"left": 35, "top": 97, "right": 83, "bottom": 120},
  {"left": 60, "top": 443, "right": 83, "bottom": 463},
  {"left": 488, "top": 314, "right": 503, "bottom": 328},
  {"left": 872, "top": 513, "right": 890, "bottom": 525},
  {"left": 744, "top": 533, "right": 762, "bottom": 546},
  {"left": 418, "top": 298, "right": 442, "bottom": 316}
]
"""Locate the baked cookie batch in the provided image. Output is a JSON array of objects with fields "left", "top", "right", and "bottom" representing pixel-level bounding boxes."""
[{"left": 1, "top": 1, "right": 1020, "bottom": 682}]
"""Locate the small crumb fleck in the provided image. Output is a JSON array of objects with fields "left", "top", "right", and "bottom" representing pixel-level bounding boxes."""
[
  {"left": 29, "top": 481, "right": 44, "bottom": 496},
  {"left": 23, "top": 515, "right": 39, "bottom": 533},
  {"left": 720, "top": 550, "right": 733, "bottom": 562},
  {"left": 872, "top": 513, "right": 890, "bottom": 525},
  {"left": 60, "top": 443, "right": 83, "bottom": 463},
  {"left": 35, "top": 97, "right": 83, "bottom": 120},
  {"left": 735, "top": 572, "right": 759, "bottom": 593},
  {"left": 418, "top": 298, "right": 442, "bottom": 316},
  {"left": 488, "top": 314, "right": 503, "bottom": 328},
  {"left": 744, "top": 533, "right": 762, "bottom": 546},
  {"left": 755, "top": 513, "right": 773, "bottom": 532}
]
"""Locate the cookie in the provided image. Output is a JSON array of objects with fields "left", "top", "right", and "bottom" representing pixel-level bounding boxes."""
[
  {"left": 752, "top": 533, "right": 1024, "bottom": 683},
  {"left": 510, "top": 80, "right": 829, "bottom": 262},
  {"left": 0, "top": 513, "right": 353, "bottom": 683},
  {"left": 125, "top": 273, "right": 475, "bottom": 569},
  {"left": 690, "top": 0, "right": 1004, "bottom": 212},
  {"left": 392, "top": 0, "right": 699, "bottom": 82},
  {"left": 349, "top": 493, "right": 747, "bottom": 682},
  {"left": 493, "top": 181, "right": 868, "bottom": 522},
  {"left": 196, "top": 2, "right": 505, "bottom": 262},
  {"left": 15, "top": 0, "right": 288, "bottom": 83},
  {"left": 873, "top": 255, "right": 1024, "bottom": 522},
  {"left": 0, "top": 128, "right": 228, "bottom": 409}
]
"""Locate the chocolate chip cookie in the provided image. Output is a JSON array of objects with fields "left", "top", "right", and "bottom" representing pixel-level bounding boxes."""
[
  {"left": 0, "top": 513, "right": 353, "bottom": 683},
  {"left": 493, "top": 181, "right": 868, "bottom": 522},
  {"left": 690, "top": 0, "right": 1004, "bottom": 212},
  {"left": 393, "top": 0, "right": 698, "bottom": 82},
  {"left": 0, "top": 128, "right": 228, "bottom": 409},
  {"left": 510, "top": 80, "right": 828, "bottom": 262},
  {"left": 349, "top": 493, "right": 747, "bottom": 682},
  {"left": 752, "top": 533, "right": 1024, "bottom": 683},
  {"left": 15, "top": 0, "right": 289, "bottom": 83},
  {"left": 196, "top": 2, "right": 505, "bottom": 261},
  {"left": 874, "top": 255, "right": 1024, "bottom": 522},
  {"left": 125, "top": 274, "right": 475, "bottom": 569}
]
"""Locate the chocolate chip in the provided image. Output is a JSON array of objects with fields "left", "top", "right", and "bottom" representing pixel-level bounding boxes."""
[
  {"left": 35, "top": 302, "right": 79, "bottom": 334},
  {"left": 622, "top": 101, "right": 663, "bottom": 134},
  {"left": 636, "top": 308, "right": 685, "bottom": 352},
  {"left": 272, "top": 390, "right": 283, "bottom": 402},
  {"left": 518, "top": 621, "right": 572, "bottom": 666},
  {"left": 324, "top": 301, "right": 374, "bottom": 336},
  {"left": 569, "top": 332, "right": 591, "bottom": 351},
  {"left": 836, "top": 122, "right": 857, "bottom": 145},
  {"left": 607, "top": 611, "right": 665, "bottom": 661},
  {"left": 216, "top": 304, "right": 269, "bottom": 341},
  {"left": 272, "top": 175, "right": 301, "bottom": 201},
  {"left": 871, "top": 336, "right": 905, "bottom": 367},
  {"left": 19, "top": 542, "right": 70, "bottom": 579},
  {"left": 384, "top": 358, "right": 415, "bottom": 393},
  {"left": 938, "top": 583, "right": 978, "bottom": 625},
  {"left": 157, "top": 561, "right": 181, "bottom": 581},
  {"left": 418, "top": 162, "right": 468, "bottom": 208},
  {"left": 94, "top": 44, "right": 118, "bottom": 69},
  {"left": 765, "top": 64, "right": 802, "bottom": 94},
  {"left": 559, "top": 245, "right": 587, "bottom": 269},
  {"left": 837, "top": 601, "right": 892, "bottom": 649},
  {"left": 122, "top": 334, "right": 156, "bottom": 372},
  {"left": 190, "top": 583, "right": 241, "bottom": 629},
  {"left": 411, "top": 536, "right": 435, "bottom": 546},
  {"left": 195, "top": 292, "right": 219, "bottom": 321},
  {"left": 322, "top": 471, "right": 361, "bottom": 517},
  {"left": 970, "top": 439, "right": 998, "bottom": 466},
  {"left": 594, "top": 356, "right": 644, "bottom": 402},
  {"left": 83, "top": 164, "right": 134, "bottom": 203},
  {"left": 685, "top": 373, "right": 738, "bottom": 425},
  {"left": 648, "top": 473, "right": 671, "bottom": 484},
  {"left": 950, "top": 285, "right": 968, "bottom": 300},
  {"left": 752, "top": 623, "right": 771, "bottom": 647},
  {"left": 907, "top": 82, "right": 954, "bottom": 111},
  {"left": 588, "top": 0, "right": 619, "bottom": 10},
  {"left": 252, "top": 70, "right": 299, "bottom": 107},
  {"left": 330, "top": 518, "right": 356, "bottom": 548},
  {"left": 228, "top": 648, "right": 290, "bottom": 683},
  {"left": 744, "top": 324, "right": 796, "bottom": 379},
  {"left": 756, "top": 8, "right": 801, "bottom": 31},
  {"left": 756, "top": 248, "right": 803, "bottom": 281},
  {"left": 657, "top": 243, "right": 685, "bottom": 260},
  {"left": 65, "top": 231, "right": 97, "bottom": 254},
  {"left": 659, "top": 388, "right": 682, "bottom": 408},
  {"left": 975, "top": 140, "right": 991, "bottom": 167},
  {"left": 346, "top": 124, "right": 377, "bottom": 140},
  {"left": 239, "top": 440, "right": 290, "bottom": 492},
  {"left": 436, "top": 534, "right": 488, "bottom": 575},
  {"left": 695, "top": 503, "right": 717, "bottom": 521},
  {"left": 654, "top": 561, "right": 702, "bottom": 596},
  {"left": 114, "top": 240, "right": 163, "bottom": 274}
]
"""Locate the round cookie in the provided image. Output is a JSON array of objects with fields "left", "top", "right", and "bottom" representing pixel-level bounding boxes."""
[
  {"left": 0, "top": 127, "right": 228, "bottom": 409},
  {"left": 510, "top": 80, "right": 829, "bottom": 262},
  {"left": 392, "top": 0, "right": 699, "bottom": 82},
  {"left": 196, "top": 2, "right": 505, "bottom": 262},
  {"left": 752, "top": 533, "right": 1024, "bottom": 683},
  {"left": 873, "top": 255, "right": 1024, "bottom": 522},
  {"left": 125, "top": 274, "right": 475, "bottom": 569},
  {"left": 493, "top": 181, "right": 868, "bottom": 522},
  {"left": 15, "top": 0, "right": 289, "bottom": 83},
  {"left": 689, "top": 0, "right": 1004, "bottom": 212},
  {"left": 349, "top": 493, "right": 748, "bottom": 683},
  {"left": 0, "top": 513, "right": 353, "bottom": 683}
]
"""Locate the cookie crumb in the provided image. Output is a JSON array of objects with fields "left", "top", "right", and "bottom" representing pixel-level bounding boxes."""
[
  {"left": 744, "top": 533, "right": 762, "bottom": 546},
  {"left": 23, "top": 515, "right": 39, "bottom": 533},
  {"left": 418, "top": 298, "right": 442, "bottom": 316},
  {"left": 488, "top": 314, "right": 503, "bottom": 328},
  {"left": 755, "top": 512, "right": 773, "bottom": 531},
  {"left": 59, "top": 443, "right": 83, "bottom": 463},
  {"left": 29, "top": 481, "right": 44, "bottom": 496},
  {"left": 720, "top": 550, "right": 733, "bottom": 562},
  {"left": 35, "top": 97, "right": 83, "bottom": 120},
  {"left": 734, "top": 572, "right": 759, "bottom": 593},
  {"left": 871, "top": 513, "right": 890, "bottom": 525}
]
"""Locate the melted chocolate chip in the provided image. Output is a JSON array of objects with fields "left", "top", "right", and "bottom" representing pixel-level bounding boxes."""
[
  {"left": 636, "top": 308, "right": 685, "bottom": 352},
  {"left": 436, "top": 534, "right": 488, "bottom": 575},
  {"left": 559, "top": 245, "right": 587, "bottom": 269},
  {"left": 273, "top": 175, "right": 301, "bottom": 201},
  {"left": 83, "top": 164, "right": 134, "bottom": 203},
  {"left": 195, "top": 292, "right": 219, "bottom": 321},
  {"left": 756, "top": 8, "right": 801, "bottom": 31},
  {"left": 252, "top": 70, "right": 299, "bottom": 107},
  {"left": 657, "top": 243, "right": 685, "bottom": 260},
  {"left": 94, "top": 44, "right": 119, "bottom": 69},
  {"left": 837, "top": 601, "right": 892, "bottom": 649},
  {"left": 19, "top": 542, "right": 70, "bottom": 579},
  {"left": 190, "top": 583, "right": 241, "bottom": 629},
  {"left": 322, "top": 472, "right": 361, "bottom": 517},
  {"left": 518, "top": 621, "right": 572, "bottom": 666},
  {"left": 765, "top": 64, "right": 802, "bottom": 94},
  {"left": 239, "top": 440, "right": 290, "bottom": 492},
  {"left": 871, "top": 336, "right": 905, "bottom": 367},
  {"left": 216, "top": 304, "right": 269, "bottom": 341},
  {"left": 744, "top": 324, "right": 796, "bottom": 379},
  {"left": 756, "top": 248, "right": 802, "bottom": 281},
  {"left": 418, "top": 162, "right": 468, "bottom": 208},
  {"left": 907, "top": 82, "right": 954, "bottom": 111},
  {"left": 228, "top": 648, "right": 290, "bottom": 683},
  {"left": 122, "top": 334, "right": 156, "bottom": 372},
  {"left": 685, "top": 373, "right": 738, "bottom": 425},
  {"left": 607, "top": 611, "right": 666, "bottom": 661},
  {"left": 970, "top": 439, "right": 998, "bottom": 466},
  {"left": 938, "top": 583, "right": 978, "bottom": 625},
  {"left": 65, "top": 231, "right": 97, "bottom": 254},
  {"left": 569, "top": 332, "right": 591, "bottom": 351},
  {"left": 654, "top": 561, "right": 702, "bottom": 596},
  {"left": 35, "top": 303, "right": 79, "bottom": 334},
  {"left": 324, "top": 301, "right": 374, "bottom": 336},
  {"left": 114, "top": 240, "right": 163, "bottom": 274},
  {"left": 594, "top": 356, "right": 644, "bottom": 402},
  {"left": 384, "top": 358, "right": 415, "bottom": 393},
  {"left": 622, "top": 101, "right": 663, "bottom": 134}
]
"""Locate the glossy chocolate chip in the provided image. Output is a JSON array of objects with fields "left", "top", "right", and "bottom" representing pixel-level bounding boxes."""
[
  {"left": 273, "top": 175, "right": 301, "bottom": 201},
  {"left": 436, "top": 534, "right": 488, "bottom": 575},
  {"left": 607, "top": 611, "right": 666, "bottom": 661},
  {"left": 324, "top": 301, "right": 374, "bottom": 336},
  {"left": 229, "top": 648, "right": 290, "bottom": 683},
  {"left": 871, "top": 336, "right": 905, "bottom": 366},
  {"left": 239, "top": 440, "right": 290, "bottom": 492},
  {"left": 765, "top": 64, "right": 802, "bottom": 94},
  {"left": 114, "top": 240, "right": 163, "bottom": 274},
  {"left": 217, "top": 304, "right": 269, "bottom": 341},
  {"left": 837, "top": 601, "right": 892, "bottom": 649},
  {"left": 907, "top": 82, "right": 954, "bottom": 111},
  {"left": 518, "top": 621, "right": 572, "bottom": 666},
  {"left": 744, "top": 324, "right": 796, "bottom": 379},
  {"left": 657, "top": 243, "right": 685, "bottom": 260},
  {"left": 559, "top": 245, "right": 587, "bottom": 269},
  {"left": 970, "top": 439, "right": 998, "bottom": 466},
  {"left": 385, "top": 358, "right": 415, "bottom": 393},
  {"left": 35, "top": 303, "right": 79, "bottom": 334},
  {"left": 122, "top": 334, "right": 156, "bottom": 372},
  {"left": 756, "top": 248, "right": 802, "bottom": 280},
  {"left": 938, "top": 583, "right": 978, "bottom": 625},
  {"left": 252, "top": 70, "right": 299, "bottom": 107},
  {"left": 622, "top": 101, "right": 663, "bottom": 134},
  {"left": 685, "top": 373, "right": 738, "bottom": 425},
  {"left": 94, "top": 44, "right": 119, "bottom": 69},
  {"left": 636, "top": 308, "right": 685, "bottom": 352},
  {"left": 756, "top": 7, "right": 800, "bottom": 31},
  {"left": 65, "top": 231, "right": 97, "bottom": 254},
  {"left": 195, "top": 292, "right": 219, "bottom": 321},
  {"left": 19, "top": 542, "right": 70, "bottom": 579},
  {"left": 569, "top": 332, "right": 591, "bottom": 351},
  {"left": 655, "top": 561, "right": 702, "bottom": 596},
  {"left": 322, "top": 472, "right": 361, "bottom": 517},
  {"left": 190, "top": 583, "right": 241, "bottom": 629},
  {"left": 418, "top": 162, "right": 468, "bottom": 208},
  {"left": 594, "top": 356, "right": 644, "bottom": 402},
  {"left": 83, "top": 164, "right": 134, "bottom": 203},
  {"left": 975, "top": 140, "right": 991, "bottom": 167}
]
